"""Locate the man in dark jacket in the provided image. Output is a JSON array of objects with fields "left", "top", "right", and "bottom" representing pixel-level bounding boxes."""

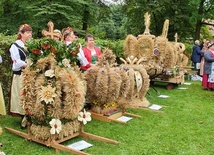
[{"left": 191, "top": 40, "right": 201, "bottom": 74}]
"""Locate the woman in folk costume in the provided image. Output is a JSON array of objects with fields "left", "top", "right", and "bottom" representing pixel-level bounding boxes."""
[
  {"left": 199, "top": 40, "right": 208, "bottom": 76},
  {"left": 61, "top": 27, "right": 89, "bottom": 67},
  {"left": 81, "top": 34, "right": 102, "bottom": 71},
  {"left": 0, "top": 56, "right": 6, "bottom": 116},
  {"left": 202, "top": 41, "right": 214, "bottom": 90},
  {"left": 8, "top": 24, "right": 32, "bottom": 128}
]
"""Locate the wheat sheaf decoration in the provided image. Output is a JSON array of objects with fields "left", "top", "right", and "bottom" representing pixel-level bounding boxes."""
[
  {"left": 21, "top": 40, "right": 86, "bottom": 140},
  {"left": 84, "top": 49, "right": 125, "bottom": 114}
]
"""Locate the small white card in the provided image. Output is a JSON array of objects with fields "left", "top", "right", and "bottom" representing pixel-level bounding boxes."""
[
  {"left": 149, "top": 104, "right": 162, "bottom": 110},
  {"left": 184, "top": 82, "right": 191, "bottom": 85},
  {"left": 67, "top": 140, "right": 93, "bottom": 151},
  {"left": 177, "top": 87, "right": 188, "bottom": 90},
  {"left": 116, "top": 116, "right": 133, "bottom": 122},
  {"left": 158, "top": 95, "right": 169, "bottom": 98}
]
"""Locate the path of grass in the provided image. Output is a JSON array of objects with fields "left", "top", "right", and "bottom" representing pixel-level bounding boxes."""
[{"left": 0, "top": 81, "right": 214, "bottom": 155}]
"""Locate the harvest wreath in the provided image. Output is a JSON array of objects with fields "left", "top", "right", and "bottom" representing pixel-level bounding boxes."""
[
  {"left": 22, "top": 54, "right": 86, "bottom": 140},
  {"left": 6, "top": 24, "right": 119, "bottom": 154},
  {"left": 20, "top": 38, "right": 87, "bottom": 140}
]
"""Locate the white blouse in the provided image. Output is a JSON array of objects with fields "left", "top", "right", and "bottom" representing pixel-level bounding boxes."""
[{"left": 9, "top": 40, "right": 27, "bottom": 71}]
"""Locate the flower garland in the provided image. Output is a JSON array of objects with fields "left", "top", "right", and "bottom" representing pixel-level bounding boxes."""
[{"left": 26, "top": 38, "right": 80, "bottom": 68}]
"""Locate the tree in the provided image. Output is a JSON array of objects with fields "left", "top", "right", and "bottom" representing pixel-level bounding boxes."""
[
  {"left": 0, "top": 0, "right": 111, "bottom": 38},
  {"left": 121, "top": 0, "right": 195, "bottom": 41},
  {"left": 191, "top": 0, "right": 214, "bottom": 40},
  {"left": 121, "top": 0, "right": 214, "bottom": 41},
  {"left": 0, "top": 0, "right": 85, "bottom": 36}
]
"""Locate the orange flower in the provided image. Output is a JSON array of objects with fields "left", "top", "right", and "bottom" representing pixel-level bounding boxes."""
[
  {"left": 51, "top": 47, "right": 57, "bottom": 54},
  {"left": 41, "top": 43, "right": 51, "bottom": 50},
  {"left": 71, "top": 50, "right": 78, "bottom": 55},
  {"left": 31, "top": 48, "right": 41, "bottom": 55}
]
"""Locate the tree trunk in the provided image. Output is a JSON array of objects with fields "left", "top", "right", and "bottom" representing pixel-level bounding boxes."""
[
  {"left": 194, "top": 0, "right": 205, "bottom": 40},
  {"left": 195, "top": 20, "right": 202, "bottom": 40},
  {"left": 82, "top": 5, "right": 90, "bottom": 31}
]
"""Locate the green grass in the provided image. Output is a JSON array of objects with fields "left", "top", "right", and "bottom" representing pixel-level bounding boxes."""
[{"left": 0, "top": 81, "right": 214, "bottom": 155}]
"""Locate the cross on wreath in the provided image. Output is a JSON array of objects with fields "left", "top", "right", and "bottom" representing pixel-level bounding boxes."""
[
  {"left": 174, "top": 33, "right": 178, "bottom": 42},
  {"left": 42, "top": 21, "right": 61, "bottom": 39}
]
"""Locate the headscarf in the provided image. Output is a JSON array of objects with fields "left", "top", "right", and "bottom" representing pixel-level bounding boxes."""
[{"left": 17, "top": 24, "right": 32, "bottom": 39}]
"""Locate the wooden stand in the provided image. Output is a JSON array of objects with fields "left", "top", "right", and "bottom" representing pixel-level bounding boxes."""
[
  {"left": 5, "top": 123, "right": 119, "bottom": 155},
  {"left": 88, "top": 110, "right": 141, "bottom": 124},
  {"left": 151, "top": 72, "right": 185, "bottom": 90}
]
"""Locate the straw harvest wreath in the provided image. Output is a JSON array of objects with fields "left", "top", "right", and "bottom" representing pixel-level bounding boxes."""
[
  {"left": 84, "top": 48, "right": 150, "bottom": 113},
  {"left": 21, "top": 38, "right": 91, "bottom": 140}
]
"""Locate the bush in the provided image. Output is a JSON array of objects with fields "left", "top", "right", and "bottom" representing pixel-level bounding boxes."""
[{"left": 0, "top": 34, "right": 16, "bottom": 109}]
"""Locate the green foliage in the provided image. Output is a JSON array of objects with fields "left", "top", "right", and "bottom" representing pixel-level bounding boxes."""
[
  {"left": 200, "top": 25, "right": 213, "bottom": 40},
  {"left": 0, "top": 33, "right": 16, "bottom": 109},
  {"left": 26, "top": 38, "right": 80, "bottom": 67},
  {"left": 122, "top": 0, "right": 194, "bottom": 40},
  {"left": 122, "top": 0, "right": 214, "bottom": 40}
]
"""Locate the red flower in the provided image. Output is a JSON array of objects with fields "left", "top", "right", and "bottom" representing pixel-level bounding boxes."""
[
  {"left": 41, "top": 43, "right": 51, "bottom": 50},
  {"left": 21, "top": 91, "right": 27, "bottom": 96},
  {"left": 31, "top": 48, "right": 41, "bottom": 55},
  {"left": 51, "top": 47, "right": 57, "bottom": 54}
]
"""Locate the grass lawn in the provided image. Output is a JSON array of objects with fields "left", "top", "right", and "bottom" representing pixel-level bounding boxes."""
[{"left": 0, "top": 80, "right": 214, "bottom": 155}]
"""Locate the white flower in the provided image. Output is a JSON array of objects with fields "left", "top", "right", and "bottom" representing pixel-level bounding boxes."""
[
  {"left": 45, "top": 69, "right": 55, "bottom": 78},
  {"left": 0, "top": 151, "right": 6, "bottom": 155},
  {"left": 40, "top": 85, "right": 57, "bottom": 104},
  {"left": 78, "top": 109, "right": 92, "bottom": 125},
  {"left": 62, "top": 58, "right": 71, "bottom": 68},
  {"left": 49, "top": 118, "right": 62, "bottom": 134}
]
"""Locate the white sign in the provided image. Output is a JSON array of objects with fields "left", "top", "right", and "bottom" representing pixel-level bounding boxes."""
[
  {"left": 158, "top": 95, "right": 169, "bottom": 98},
  {"left": 149, "top": 104, "right": 162, "bottom": 110},
  {"left": 67, "top": 140, "right": 93, "bottom": 151},
  {"left": 184, "top": 82, "right": 191, "bottom": 85},
  {"left": 177, "top": 87, "right": 187, "bottom": 90},
  {"left": 116, "top": 116, "right": 133, "bottom": 122}
]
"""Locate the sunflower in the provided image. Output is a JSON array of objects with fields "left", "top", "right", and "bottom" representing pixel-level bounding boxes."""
[{"left": 40, "top": 85, "right": 57, "bottom": 104}]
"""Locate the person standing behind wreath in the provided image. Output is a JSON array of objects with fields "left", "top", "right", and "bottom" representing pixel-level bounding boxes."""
[
  {"left": 199, "top": 40, "right": 208, "bottom": 76},
  {"left": 81, "top": 34, "right": 102, "bottom": 71},
  {"left": 202, "top": 41, "right": 214, "bottom": 90},
  {"left": 8, "top": 24, "right": 32, "bottom": 128},
  {"left": 61, "top": 27, "right": 89, "bottom": 67},
  {"left": 191, "top": 40, "right": 201, "bottom": 75}
]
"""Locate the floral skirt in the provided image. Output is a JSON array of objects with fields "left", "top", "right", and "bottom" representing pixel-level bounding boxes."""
[{"left": 202, "top": 74, "right": 214, "bottom": 89}]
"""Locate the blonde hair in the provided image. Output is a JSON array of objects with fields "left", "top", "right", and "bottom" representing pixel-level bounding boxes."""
[
  {"left": 61, "top": 27, "right": 73, "bottom": 41},
  {"left": 195, "top": 40, "right": 200, "bottom": 45}
]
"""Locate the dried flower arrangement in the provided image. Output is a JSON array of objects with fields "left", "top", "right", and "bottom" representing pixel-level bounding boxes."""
[
  {"left": 26, "top": 38, "right": 80, "bottom": 68},
  {"left": 84, "top": 48, "right": 150, "bottom": 114},
  {"left": 84, "top": 49, "right": 124, "bottom": 114},
  {"left": 21, "top": 38, "right": 89, "bottom": 140}
]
